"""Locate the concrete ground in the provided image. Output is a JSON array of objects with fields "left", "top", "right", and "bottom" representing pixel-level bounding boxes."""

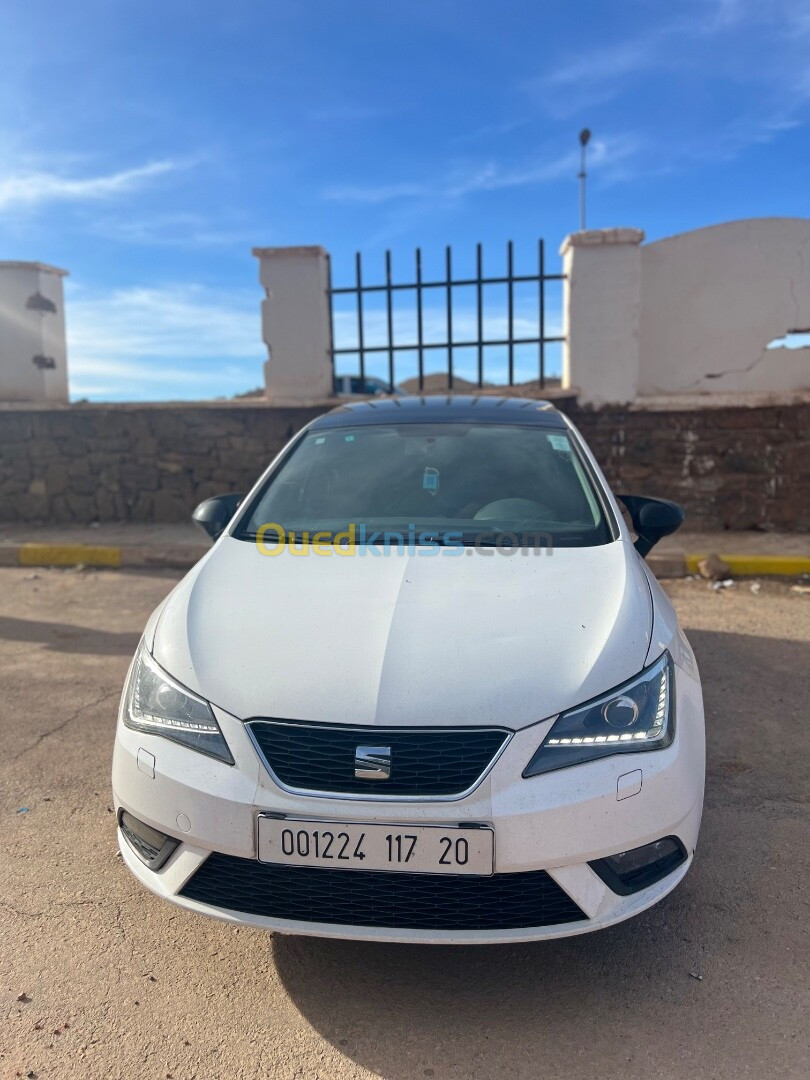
[{"left": 1, "top": 567, "right": 808, "bottom": 1080}]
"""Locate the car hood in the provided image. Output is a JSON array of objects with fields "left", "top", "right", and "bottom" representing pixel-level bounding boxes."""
[{"left": 152, "top": 537, "right": 653, "bottom": 730}]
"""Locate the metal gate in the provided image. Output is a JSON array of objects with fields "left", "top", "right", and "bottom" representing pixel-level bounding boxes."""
[{"left": 327, "top": 241, "right": 564, "bottom": 393}]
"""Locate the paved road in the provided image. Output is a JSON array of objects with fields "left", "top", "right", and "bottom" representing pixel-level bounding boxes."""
[{"left": 1, "top": 567, "right": 808, "bottom": 1080}]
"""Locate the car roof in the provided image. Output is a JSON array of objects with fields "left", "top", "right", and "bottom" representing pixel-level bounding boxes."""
[{"left": 311, "top": 395, "right": 567, "bottom": 430}]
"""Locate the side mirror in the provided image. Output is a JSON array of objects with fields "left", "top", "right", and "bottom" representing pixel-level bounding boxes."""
[
  {"left": 617, "top": 495, "right": 685, "bottom": 557},
  {"left": 192, "top": 493, "right": 245, "bottom": 542}
]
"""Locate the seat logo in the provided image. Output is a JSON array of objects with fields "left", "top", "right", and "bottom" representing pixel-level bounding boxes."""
[{"left": 354, "top": 745, "right": 391, "bottom": 780}]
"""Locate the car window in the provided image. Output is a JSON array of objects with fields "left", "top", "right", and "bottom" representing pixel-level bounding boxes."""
[{"left": 236, "top": 423, "right": 612, "bottom": 547}]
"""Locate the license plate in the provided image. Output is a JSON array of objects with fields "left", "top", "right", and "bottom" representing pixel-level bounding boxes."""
[{"left": 257, "top": 816, "right": 494, "bottom": 876}]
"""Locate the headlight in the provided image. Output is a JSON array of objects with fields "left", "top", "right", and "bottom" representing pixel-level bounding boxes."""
[
  {"left": 523, "top": 652, "right": 673, "bottom": 777},
  {"left": 123, "top": 641, "right": 234, "bottom": 765}
]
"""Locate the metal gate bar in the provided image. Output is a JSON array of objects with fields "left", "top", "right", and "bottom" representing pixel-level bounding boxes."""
[
  {"left": 329, "top": 240, "right": 564, "bottom": 391},
  {"left": 385, "top": 250, "right": 394, "bottom": 393},
  {"left": 446, "top": 246, "right": 453, "bottom": 389}
]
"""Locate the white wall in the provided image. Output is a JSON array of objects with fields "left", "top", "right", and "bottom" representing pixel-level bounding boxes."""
[
  {"left": 253, "top": 246, "right": 334, "bottom": 403},
  {"left": 563, "top": 217, "right": 810, "bottom": 404},
  {"left": 560, "top": 229, "right": 644, "bottom": 406},
  {"left": 0, "top": 261, "right": 69, "bottom": 402},
  {"left": 637, "top": 218, "right": 810, "bottom": 395}
]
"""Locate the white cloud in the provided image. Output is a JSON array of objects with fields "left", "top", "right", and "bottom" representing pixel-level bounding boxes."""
[
  {"left": 90, "top": 212, "right": 254, "bottom": 249},
  {"left": 332, "top": 307, "right": 553, "bottom": 351},
  {"left": 322, "top": 139, "right": 633, "bottom": 205},
  {"left": 65, "top": 280, "right": 565, "bottom": 400},
  {"left": 66, "top": 282, "right": 265, "bottom": 400},
  {"left": 513, "top": 0, "right": 810, "bottom": 181},
  {"left": 543, "top": 39, "right": 660, "bottom": 91},
  {"left": 533, "top": 0, "right": 810, "bottom": 135},
  {"left": 68, "top": 283, "right": 261, "bottom": 360},
  {"left": 0, "top": 159, "right": 182, "bottom": 211},
  {"left": 324, "top": 180, "right": 432, "bottom": 205},
  {"left": 539, "top": 0, "right": 754, "bottom": 95}
]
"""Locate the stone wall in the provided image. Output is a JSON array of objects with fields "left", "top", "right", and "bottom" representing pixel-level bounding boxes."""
[
  {"left": 0, "top": 402, "right": 328, "bottom": 524},
  {"left": 0, "top": 398, "right": 807, "bottom": 530},
  {"left": 571, "top": 399, "right": 809, "bottom": 531}
]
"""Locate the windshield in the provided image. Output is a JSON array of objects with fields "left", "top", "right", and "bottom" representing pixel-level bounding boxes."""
[{"left": 235, "top": 423, "right": 612, "bottom": 547}]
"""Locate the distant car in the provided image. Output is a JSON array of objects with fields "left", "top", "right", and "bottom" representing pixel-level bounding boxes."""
[
  {"left": 113, "top": 395, "right": 705, "bottom": 944},
  {"left": 334, "top": 373, "right": 404, "bottom": 397}
]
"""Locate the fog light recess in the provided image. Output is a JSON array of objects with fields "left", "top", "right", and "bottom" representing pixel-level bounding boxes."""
[
  {"left": 589, "top": 836, "right": 687, "bottom": 896},
  {"left": 119, "top": 809, "right": 179, "bottom": 870}
]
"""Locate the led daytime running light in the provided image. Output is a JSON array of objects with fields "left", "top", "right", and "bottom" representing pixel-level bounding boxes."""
[{"left": 545, "top": 663, "right": 668, "bottom": 747}]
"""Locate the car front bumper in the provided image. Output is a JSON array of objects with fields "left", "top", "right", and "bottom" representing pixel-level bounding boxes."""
[{"left": 112, "top": 662, "right": 705, "bottom": 944}]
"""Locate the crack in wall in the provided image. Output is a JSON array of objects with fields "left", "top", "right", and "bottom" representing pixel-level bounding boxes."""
[
  {"left": 674, "top": 349, "right": 773, "bottom": 391},
  {"left": 652, "top": 232, "right": 810, "bottom": 394}
]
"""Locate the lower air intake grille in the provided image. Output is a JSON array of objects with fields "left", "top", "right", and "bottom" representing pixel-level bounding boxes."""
[
  {"left": 180, "top": 854, "right": 587, "bottom": 930},
  {"left": 248, "top": 721, "right": 510, "bottom": 797}
]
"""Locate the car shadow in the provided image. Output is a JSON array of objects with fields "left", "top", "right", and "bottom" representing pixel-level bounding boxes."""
[
  {"left": 272, "top": 628, "right": 807, "bottom": 1079},
  {"left": 272, "top": 886, "right": 707, "bottom": 1078},
  {"left": 0, "top": 615, "right": 140, "bottom": 656}
]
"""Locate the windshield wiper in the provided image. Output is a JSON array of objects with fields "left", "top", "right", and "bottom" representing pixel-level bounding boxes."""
[{"left": 415, "top": 533, "right": 502, "bottom": 547}]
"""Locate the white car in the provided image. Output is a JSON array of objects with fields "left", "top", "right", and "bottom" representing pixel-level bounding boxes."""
[{"left": 113, "top": 396, "right": 705, "bottom": 944}]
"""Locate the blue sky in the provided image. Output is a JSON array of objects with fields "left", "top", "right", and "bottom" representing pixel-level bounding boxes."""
[{"left": 1, "top": 0, "right": 808, "bottom": 400}]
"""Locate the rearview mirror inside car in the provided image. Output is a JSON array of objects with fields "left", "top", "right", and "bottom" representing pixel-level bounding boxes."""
[
  {"left": 617, "top": 495, "right": 685, "bottom": 557},
  {"left": 192, "top": 493, "right": 246, "bottom": 542}
]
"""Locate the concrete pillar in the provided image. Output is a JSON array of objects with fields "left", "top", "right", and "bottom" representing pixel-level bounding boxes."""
[
  {"left": 0, "top": 261, "right": 69, "bottom": 402},
  {"left": 252, "top": 246, "right": 334, "bottom": 402},
  {"left": 560, "top": 228, "right": 644, "bottom": 406}
]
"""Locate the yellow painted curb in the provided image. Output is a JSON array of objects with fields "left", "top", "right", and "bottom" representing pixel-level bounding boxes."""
[
  {"left": 19, "top": 543, "right": 122, "bottom": 568},
  {"left": 685, "top": 554, "right": 810, "bottom": 577}
]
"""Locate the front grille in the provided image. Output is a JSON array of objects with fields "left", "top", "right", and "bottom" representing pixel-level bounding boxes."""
[
  {"left": 180, "top": 854, "right": 587, "bottom": 930},
  {"left": 248, "top": 721, "right": 510, "bottom": 797}
]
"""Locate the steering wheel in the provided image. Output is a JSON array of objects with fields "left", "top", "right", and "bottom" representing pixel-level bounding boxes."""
[{"left": 473, "top": 498, "right": 554, "bottom": 521}]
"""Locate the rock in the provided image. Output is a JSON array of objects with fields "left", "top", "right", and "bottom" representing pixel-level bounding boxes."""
[{"left": 698, "top": 553, "right": 731, "bottom": 581}]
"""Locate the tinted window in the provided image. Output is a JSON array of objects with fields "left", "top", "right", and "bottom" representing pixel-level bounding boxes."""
[{"left": 237, "top": 423, "right": 611, "bottom": 547}]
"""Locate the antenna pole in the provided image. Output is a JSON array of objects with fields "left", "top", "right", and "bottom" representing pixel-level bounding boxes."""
[{"left": 578, "top": 128, "right": 591, "bottom": 231}]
